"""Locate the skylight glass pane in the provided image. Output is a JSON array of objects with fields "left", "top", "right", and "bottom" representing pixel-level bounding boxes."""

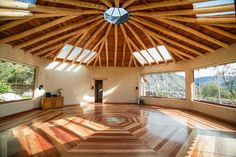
[
  {"left": 16, "top": 0, "right": 36, "bottom": 4},
  {"left": 67, "top": 47, "right": 82, "bottom": 60},
  {"left": 57, "top": 44, "right": 73, "bottom": 59},
  {"left": 105, "top": 7, "right": 114, "bottom": 16},
  {"left": 133, "top": 52, "right": 147, "bottom": 65},
  {"left": 157, "top": 46, "right": 172, "bottom": 60},
  {"left": 147, "top": 48, "right": 163, "bottom": 61},
  {"left": 112, "top": 8, "right": 120, "bottom": 17},
  {"left": 119, "top": 8, "right": 128, "bottom": 16},
  {"left": 196, "top": 11, "right": 235, "bottom": 17},
  {"left": 83, "top": 51, "right": 96, "bottom": 63},
  {"left": 76, "top": 49, "right": 90, "bottom": 62},
  {"left": 193, "top": 0, "right": 234, "bottom": 8},
  {"left": 140, "top": 50, "right": 155, "bottom": 63}
]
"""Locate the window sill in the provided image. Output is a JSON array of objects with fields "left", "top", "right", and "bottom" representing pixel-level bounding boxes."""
[
  {"left": 0, "top": 99, "right": 33, "bottom": 105},
  {"left": 192, "top": 100, "right": 236, "bottom": 109},
  {"left": 141, "top": 96, "right": 186, "bottom": 101}
]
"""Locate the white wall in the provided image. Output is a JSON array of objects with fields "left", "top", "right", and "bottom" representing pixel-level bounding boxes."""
[{"left": 0, "top": 44, "right": 140, "bottom": 117}]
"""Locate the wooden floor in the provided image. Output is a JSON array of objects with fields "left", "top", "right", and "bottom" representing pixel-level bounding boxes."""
[{"left": 0, "top": 104, "right": 236, "bottom": 157}]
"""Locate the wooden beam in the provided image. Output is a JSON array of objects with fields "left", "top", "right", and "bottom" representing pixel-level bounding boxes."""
[
  {"left": 158, "top": 18, "right": 229, "bottom": 48},
  {"left": 122, "top": 0, "right": 136, "bottom": 8},
  {"left": 114, "top": 24, "right": 118, "bottom": 67},
  {"left": 41, "top": 48, "right": 60, "bottom": 59},
  {"left": 127, "top": 0, "right": 205, "bottom": 12},
  {"left": 131, "top": 4, "right": 235, "bottom": 17},
  {"left": 105, "top": 39, "right": 109, "bottom": 67},
  {"left": 129, "top": 19, "right": 204, "bottom": 56},
  {"left": 93, "top": 41, "right": 105, "bottom": 66},
  {"left": 0, "top": 1, "right": 103, "bottom": 15},
  {"left": 122, "top": 39, "right": 126, "bottom": 67},
  {"left": 42, "top": 0, "right": 107, "bottom": 10},
  {"left": 32, "top": 34, "right": 79, "bottom": 56},
  {"left": 201, "top": 25, "right": 236, "bottom": 39},
  {"left": 144, "top": 33, "right": 166, "bottom": 63},
  {"left": 211, "top": 23, "right": 236, "bottom": 28},
  {"left": 63, "top": 33, "right": 87, "bottom": 62},
  {"left": 131, "top": 16, "right": 215, "bottom": 53},
  {"left": 53, "top": 47, "right": 63, "bottom": 61},
  {"left": 13, "top": 15, "right": 103, "bottom": 49},
  {"left": 89, "top": 24, "right": 112, "bottom": 66},
  {"left": 166, "top": 16, "right": 236, "bottom": 25},
  {"left": 0, "top": 8, "right": 32, "bottom": 17},
  {"left": 114, "top": 0, "right": 119, "bottom": 7},
  {"left": 31, "top": 19, "right": 103, "bottom": 54},
  {"left": 120, "top": 24, "right": 141, "bottom": 67},
  {"left": 124, "top": 22, "right": 158, "bottom": 64},
  {"left": 0, "top": 18, "right": 32, "bottom": 32},
  {"left": 100, "top": 0, "right": 112, "bottom": 7},
  {"left": 0, "top": 16, "right": 75, "bottom": 44},
  {"left": 79, "top": 37, "right": 105, "bottom": 65},
  {"left": 72, "top": 22, "right": 108, "bottom": 64}
]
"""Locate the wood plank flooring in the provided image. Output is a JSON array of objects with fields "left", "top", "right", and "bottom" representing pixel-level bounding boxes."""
[{"left": 0, "top": 104, "right": 235, "bottom": 157}]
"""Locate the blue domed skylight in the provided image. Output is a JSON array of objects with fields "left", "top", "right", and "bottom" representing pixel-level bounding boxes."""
[{"left": 104, "top": 7, "right": 129, "bottom": 24}]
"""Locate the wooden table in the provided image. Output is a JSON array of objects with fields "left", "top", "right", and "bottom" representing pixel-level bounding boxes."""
[{"left": 41, "top": 97, "right": 64, "bottom": 109}]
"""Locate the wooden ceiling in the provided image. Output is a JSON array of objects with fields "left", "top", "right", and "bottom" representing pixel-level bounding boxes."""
[{"left": 0, "top": 0, "right": 236, "bottom": 67}]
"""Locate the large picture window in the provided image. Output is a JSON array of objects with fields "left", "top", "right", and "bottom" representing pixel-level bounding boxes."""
[
  {"left": 194, "top": 62, "right": 236, "bottom": 107},
  {"left": 0, "top": 59, "right": 36, "bottom": 103},
  {"left": 140, "top": 72, "right": 186, "bottom": 99}
]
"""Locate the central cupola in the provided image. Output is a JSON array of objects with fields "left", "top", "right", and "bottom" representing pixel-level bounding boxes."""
[{"left": 104, "top": 7, "right": 129, "bottom": 24}]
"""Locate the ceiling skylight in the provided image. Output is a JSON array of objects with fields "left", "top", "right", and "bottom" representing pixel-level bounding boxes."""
[
  {"left": 104, "top": 7, "right": 129, "bottom": 24},
  {"left": 56, "top": 44, "right": 97, "bottom": 64},
  {"left": 193, "top": 0, "right": 235, "bottom": 17},
  {"left": 140, "top": 50, "right": 155, "bottom": 63},
  {"left": 67, "top": 47, "right": 82, "bottom": 60},
  {"left": 147, "top": 48, "right": 163, "bottom": 62},
  {"left": 83, "top": 51, "right": 96, "bottom": 63},
  {"left": 157, "top": 46, "right": 172, "bottom": 60},
  {"left": 76, "top": 49, "right": 90, "bottom": 62},
  {"left": 133, "top": 52, "right": 147, "bottom": 65},
  {"left": 57, "top": 44, "right": 73, "bottom": 58}
]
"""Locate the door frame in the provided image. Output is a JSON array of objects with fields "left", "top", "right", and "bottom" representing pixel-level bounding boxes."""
[{"left": 95, "top": 80, "right": 103, "bottom": 103}]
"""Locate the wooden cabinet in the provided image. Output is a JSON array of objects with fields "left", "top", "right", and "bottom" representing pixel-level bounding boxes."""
[{"left": 41, "top": 97, "right": 64, "bottom": 109}]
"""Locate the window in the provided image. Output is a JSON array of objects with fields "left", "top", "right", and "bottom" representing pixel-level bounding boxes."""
[
  {"left": 0, "top": 59, "right": 36, "bottom": 102},
  {"left": 194, "top": 62, "right": 236, "bottom": 107},
  {"left": 141, "top": 72, "right": 186, "bottom": 99}
]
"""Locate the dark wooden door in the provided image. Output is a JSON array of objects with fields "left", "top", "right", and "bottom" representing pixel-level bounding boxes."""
[{"left": 95, "top": 80, "right": 103, "bottom": 103}]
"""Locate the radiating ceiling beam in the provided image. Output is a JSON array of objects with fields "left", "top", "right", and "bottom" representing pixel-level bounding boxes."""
[
  {"left": 122, "top": 0, "right": 136, "bottom": 8},
  {"left": 105, "top": 39, "right": 109, "bottom": 67},
  {"left": 122, "top": 39, "right": 126, "bottom": 67},
  {"left": 100, "top": 0, "right": 113, "bottom": 7},
  {"left": 131, "top": 4, "right": 235, "bottom": 17},
  {"left": 127, "top": 0, "right": 205, "bottom": 11},
  {"left": 201, "top": 25, "right": 236, "bottom": 39},
  {"left": 166, "top": 16, "right": 236, "bottom": 25},
  {"left": 158, "top": 18, "right": 229, "bottom": 48},
  {"left": 0, "top": 18, "right": 32, "bottom": 32},
  {"left": 124, "top": 22, "right": 158, "bottom": 64},
  {"left": 114, "top": 24, "right": 118, "bottom": 67},
  {"left": 114, "top": 0, "right": 119, "bottom": 7},
  {"left": 131, "top": 16, "right": 215, "bottom": 53},
  {"left": 129, "top": 19, "right": 204, "bottom": 56},
  {"left": 25, "top": 18, "right": 103, "bottom": 54},
  {"left": 13, "top": 15, "right": 103, "bottom": 49},
  {"left": 0, "top": 16, "right": 75, "bottom": 44},
  {"left": 42, "top": 0, "right": 107, "bottom": 10}
]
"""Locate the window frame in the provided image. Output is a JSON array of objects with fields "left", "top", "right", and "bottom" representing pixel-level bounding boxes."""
[
  {"left": 192, "top": 60, "right": 236, "bottom": 108},
  {"left": 0, "top": 58, "right": 37, "bottom": 104},
  {"left": 140, "top": 70, "right": 186, "bottom": 100}
]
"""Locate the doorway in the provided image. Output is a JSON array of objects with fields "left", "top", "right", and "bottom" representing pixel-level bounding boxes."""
[{"left": 95, "top": 80, "right": 103, "bottom": 103}]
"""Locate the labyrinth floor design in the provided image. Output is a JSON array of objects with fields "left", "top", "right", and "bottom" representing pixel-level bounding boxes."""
[{"left": 0, "top": 104, "right": 236, "bottom": 157}]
